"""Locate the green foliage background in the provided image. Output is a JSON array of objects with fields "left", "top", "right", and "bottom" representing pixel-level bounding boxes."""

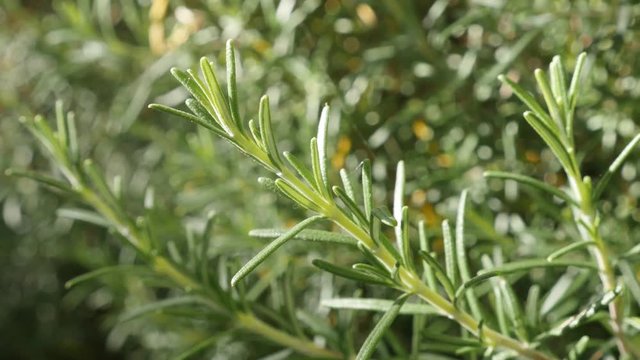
[{"left": 2, "top": 0, "right": 640, "bottom": 359}]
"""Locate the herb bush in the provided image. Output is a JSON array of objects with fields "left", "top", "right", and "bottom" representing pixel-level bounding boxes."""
[{"left": 4, "top": 1, "right": 640, "bottom": 359}]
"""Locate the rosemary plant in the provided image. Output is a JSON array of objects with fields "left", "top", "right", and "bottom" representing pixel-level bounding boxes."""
[
  {"left": 13, "top": 41, "right": 640, "bottom": 359},
  {"left": 8, "top": 101, "right": 341, "bottom": 359}
]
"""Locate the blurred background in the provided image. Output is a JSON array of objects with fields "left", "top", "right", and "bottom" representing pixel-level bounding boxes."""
[{"left": 2, "top": 0, "right": 640, "bottom": 359}]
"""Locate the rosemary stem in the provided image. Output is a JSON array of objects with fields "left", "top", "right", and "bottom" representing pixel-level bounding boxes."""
[
  {"left": 76, "top": 177, "right": 342, "bottom": 359},
  {"left": 569, "top": 177, "right": 629, "bottom": 356},
  {"left": 236, "top": 312, "right": 343, "bottom": 359},
  {"left": 329, "top": 206, "right": 551, "bottom": 360}
]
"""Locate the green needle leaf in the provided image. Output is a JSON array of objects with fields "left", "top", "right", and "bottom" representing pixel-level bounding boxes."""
[
  {"left": 393, "top": 161, "right": 405, "bottom": 249},
  {"left": 593, "top": 133, "right": 640, "bottom": 200},
  {"left": 173, "top": 335, "right": 219, "bottom": 360},
  {"left": 400, "top": 206, "right": 415, "bottom": 271},
  {"left": 498, "top": 74, "right": 554, "bottom": 129},
  {"left": 118, "top": 296, "right": 215, "bottom": 323},
  {"left": 226, "top": 40, "right": 243, "bottom": 131},
  {"left": 333, "top": 186, "right": 368, "bottom": 225},
  {"left": 418, "top": 221, "right": 437, "bottom": 290},
  {"left": 355, "top": 294, "right": 409, "bottom": 360},
  {"left": 248, "top": 119, "right": 265, "bottom": 149},
  {"left": 442, "top": 220, "right": 457, "bottom": 287},
  {"left": 5, "top": 169, "right": 74, "bottom": 194},
  {"left": 283, "top": 151, "right": 316, "bottom": 187},
  {"left": 522, "top": 111, "right": 577, "bottom": 175},
  {"left": 65, "top": 265, "right": 148, "bottom": 289},
  {"left": 275, "top": 178, "right": 319, "bottom": 211},
  {"left": 455, "top": 259, "right": 596, "bottom": 298},
  {"left": 55, "top": 100, "right": 69, "bottom": 152},
  {"left": 258, "top": 95, "right": 282, "bottom": 167},
  {"left": 484, "top": 171, "right": 577, "bottom": 206},
  {"left": 149, "top": 102, "right": 230, "bottom": 141},
  {"left": 549, "top": 56, "right": 568, "bottom": 118},
  {"left": 361, "top": 159, "right": 373, "bottom": 220},
  {"left": 312, "top": 259, "right": 391, "bottom": 286},
  {"left": 538, "top": 284, "right": 622, "bottom": 339},
  {"left": 310, "top": 138, "right": 329, "bottom": 196},
  {"left": 321, "top": 297, "right": 435, "bottom": 315},
  {"left": 567, "top": 336, "right": 590, "bottom": 360},
  {"left": 534, "top": 68, "right": 564, "bottom": 132},
  {"left": 526, "top": 285, "right": 541, "bottom": 329},
  {"left": 372, "top": 206, "right": 397, "bottom": 227},
  {"left": 317, "top": 104, "right": 330, "bottom": 190},
  {"left": 57, "top": 208, "right": 110, "bottom": 227},
  {"left": 546, "top": 240, "right": 595, "bottom": 261},
  {"left": 249, "top": 228, "right": 357, "bottom": 246},
  {"left": 418, "top": 250, "right": 456, "bottom": 300},
  {"left": 455, "top": 190, "right": 482, "bottom": 318},
  {"left": 568, "top": 52, "right": 588, "bottom": 113},
  {"left": 199, "top": 58, "right": 234, "bottom": 130},
  {"left": 339, "top": 168, "right": 356, "bottom": 201},
  {"left": 231, "top": 215, "right": 325, "bottom": 287}
]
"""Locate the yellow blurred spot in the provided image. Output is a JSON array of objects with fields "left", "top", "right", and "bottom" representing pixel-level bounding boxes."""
[
  {"left": 411, "top": 190, "right": 427, "bottom": 207},
  {"left": 432, "top": 238, "right": 444, "bottom": 254},
  {"left": 149, "top": 0, "right": 169, "bottom": 54},
  {"left": 356, "top": 4, "right": 377, "bottom": 27},
  {"left": 436, "top": 154, "right": 453, "bottom": 168},
  {"left": 285, "top": 219, "right": 297, "bottom": 228},
  {"left": 149, "top": 1, "right": 202, "bottom": 55},
  {"left": 253, "top": 39, "right": 271, "bottom": 54},
  {"left": 421, "top": 203, "right": 441, "bottom": 227},
  {"left": 524, "top": 150, "right": 540, "bottom": 164},
  {"left": 331, "top": 136, "right": 352, "bottom": 169},
  {"left": 412, "top": 119, "right": 432, "bottom": 141}
]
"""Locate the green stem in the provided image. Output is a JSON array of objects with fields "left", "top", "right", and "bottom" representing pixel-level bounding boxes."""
[
  {"left": 569, "top": 175, "right": 631, "bottom": 357},
  {"left": 237, "top": 312, "right": 342, "bottom": 359},
  {"left": 327, "top": 204, "right": 551, "bottom": 360},
  {"left": 75, "top": 177, "right": 342, "bottom": 359}
]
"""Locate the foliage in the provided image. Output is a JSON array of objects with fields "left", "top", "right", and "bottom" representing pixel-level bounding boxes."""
[{"left": 5, "top": 1, "right": 640, "bottom": 359}]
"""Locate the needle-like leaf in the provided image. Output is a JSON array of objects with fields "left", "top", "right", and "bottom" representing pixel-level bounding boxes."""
[
  {"left": 339, "top": 169, "right": 356, "bottom": 201},
  {"left": 568, "top": 52, "right": 588, "bottom": 114},
  {"left": 418, "top": 221, "right": 437, "bottom": 290},
  {"left": 65, "top": 265, "right": 148, "bottom": 289},
  {"left": 258, "top": 95, "right": 283, "bottom": 167},
  {"left": 418, "top": 250, "right": 456, "bottom": 300},
  {"left": 455, "top": 190, "right": 482, "bottom": 318},
  {"left": 455, "top": 259, "right": 596, "bottom": 298},
  {"left": 361, "top": 159, "right": 373, "bottom": 220},
  {"left": 484, "top": 171, "right": 577, "bottom": 206},
  {"left": 498, "top": 74, "right": 554, "bottom": 129},
  {"left": 317, "top": 104, "right": 330, "bottom": 190},
  {"left": 546, "top": 240, "right": 595, "bottom": 261},
  {"left": 231, "top": 215, "right": 325, "bottom": 287},
  {"left": 226, "top": 40, "right": 242, "bottom": 131},
  {"left": 393, "top": 161, "right": 405, "bottom": 249},
  {"left": 593, "top": 133, "right": 640, "bottom": 200},
  {"left": 312, "top": 259, "right": 392, "bottom": 286},
  {"left": 333, "top": 186, "right": 368, "bottom": 225},
  {"left": 249, "top": 228, "right": 357, "bottom": 246},
  {"left": 442, "top": 220, "right": 457, "bottom": 287},
  {"left": 355, "top": 294, "right": 409, "bottom": 360},
  {"left": 321, "top": 297, "right": 435, "bottom": 315},
  {"left": 534, "top": 68, "right": 564, "bottom": 133},
  {"left": 149, "top": 103, "right": 224, "bottom": 137}
]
